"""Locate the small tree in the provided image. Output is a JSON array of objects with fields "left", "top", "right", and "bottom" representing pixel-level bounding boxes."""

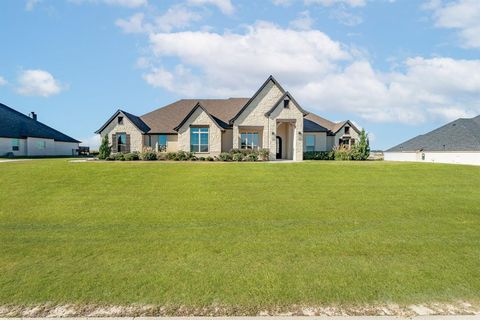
[
  {"left": 353, "top": 129, "right": 370, "bottom": 160},
  {"left": 98, "top": 135, "right": 111, "bottom": 159}
]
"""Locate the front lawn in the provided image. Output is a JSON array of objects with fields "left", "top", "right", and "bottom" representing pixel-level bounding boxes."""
[{"left": 0, "top": 160, "right": 479, "bottom": 310}]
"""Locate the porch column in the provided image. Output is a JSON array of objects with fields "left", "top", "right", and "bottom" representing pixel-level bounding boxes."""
[{"left": 232, "top": 125, "right": 239, "bottom": 149}]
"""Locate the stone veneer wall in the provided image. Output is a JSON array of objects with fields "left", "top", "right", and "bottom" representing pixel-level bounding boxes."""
[{"left": 99, "top": 112, "right": 144, "bottom": 152}]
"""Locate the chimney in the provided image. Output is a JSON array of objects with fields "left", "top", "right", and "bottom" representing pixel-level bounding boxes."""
[{"left": 29, "top": 112, "right": 37, "bottom": 121}]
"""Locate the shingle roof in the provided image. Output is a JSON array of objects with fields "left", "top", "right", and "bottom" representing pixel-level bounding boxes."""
[
  {"left": 0, "top": 103, "right": 80, "bottom": 143},
  {"left": 386, "top": 115, "right": 480, "bottom": 152},
  {"left": 95, "top": 109, "right": 150, "bottom": 134},
  {"left": 140, "top": 98, "right": 249, "bottom": 133}
]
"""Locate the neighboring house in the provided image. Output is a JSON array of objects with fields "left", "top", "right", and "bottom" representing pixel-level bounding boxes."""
[
  {"left": 384, "top": 115, "right": 480, "bottom": 166},
  {"left": 96, "top": 76, "right": 360, "bottom": 161},
  {"left": 0, "top": 103, "right": 80, "bottom": 157}
]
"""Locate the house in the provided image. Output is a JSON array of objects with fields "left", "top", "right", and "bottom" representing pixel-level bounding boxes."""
[
  {"left": 96, "top": 76, "right": 360, "bottom": 161},
  {"left": 384, "top": 115, "right": 480, "bottom": 165},
  {"left": 0, "top": 103, "right": 80, "bottom": 157}
]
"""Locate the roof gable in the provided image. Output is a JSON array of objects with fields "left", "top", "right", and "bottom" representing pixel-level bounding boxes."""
[
  {"left": 0, "top": 103, "right": 80, "bottom": 143},
  {"left": 229, "top": 75, "right": 286, "bottom": 124},
  {"left": 95, "top": 109, "right": 150, "bottom": 134},
  {"left": 265, "top": 91, "right": 308, "bottom": 117},
  {"left": 173, "top": 102, "right": 225, "bottom": 132}
]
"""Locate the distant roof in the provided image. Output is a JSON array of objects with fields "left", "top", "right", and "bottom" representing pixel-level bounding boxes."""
[
  {"left": 386, "top": 115, "right": 480, "bottom": 152},
  {"left": 0, "top": 103, "right": 80, "bottom": 143}
]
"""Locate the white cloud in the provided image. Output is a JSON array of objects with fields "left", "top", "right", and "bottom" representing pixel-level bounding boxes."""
[
  {"left": 305, "top": 0, "right": 366, "bottom": 7},
  {"left": 16, "top": 69, "right": 64, "bottom": 97},
  {"left": 0, "top": 76, "right": 7, "bottom": 86},
  {"left": 272, "top": 0, "right": 294, "bottom": 6},
  {"left": 426, "top": 0, "right": 480, "bottom": 48},
  {"left": 187, "top": 0, "right": 234, "bottom": 15},
  {"left": 137, "top": 22, "right": 480, "bottom": 124},
  {"left": 330, "top": 8, "right": 363, "bottom": 26},
  {"left": 289, "top": 11, "right": 314, "bottom": 30},
  {"left": 116, "top": 6, "right": 201, "bottom": 34},
  {"left": 25, "top": 0, "right": 41, "bottom": 11},
  {"left": 69, "top": 0, "right": 147, "bottom": 8}
]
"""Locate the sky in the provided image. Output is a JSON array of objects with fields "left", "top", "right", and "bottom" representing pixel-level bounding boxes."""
[{"left": 1, "top": 0, "right": 480, "bottom": 150}]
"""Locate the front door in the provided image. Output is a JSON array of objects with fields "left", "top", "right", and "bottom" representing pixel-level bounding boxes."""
[{"left": 276, "top": 136, "right": 282, "bottom": 159}]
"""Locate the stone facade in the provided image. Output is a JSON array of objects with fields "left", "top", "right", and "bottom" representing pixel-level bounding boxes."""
[
  {"left": 99, "top": 111, "right": 144, "bottom": 152},
  {"left": 177, "top": 107, "right": 223, "bottom": 157}
]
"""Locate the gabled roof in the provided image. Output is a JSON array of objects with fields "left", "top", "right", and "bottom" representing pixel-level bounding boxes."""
[
  {"left": 95, "top": 109, "right": 150, "bottom": 134},
  {"left": 229, "top": 75, "right": 286, "bottom": 124},
  {"left": 0, "top": 103, "right": 80, "bottom": 143},
  {"left": 173, "top": 102, "right": 225, "bottom": 132},
  {"left": 140, "top": 98, "right": 248, "bottom": 134},
  {"left": 265, "top": 91, "right": 309, "bottom": 117},
  {"left": 386, "top": 115, "right": 480, "bottom": 152},
  {"left": 331, "top": 120, "right": 361, "bottom": 135}
]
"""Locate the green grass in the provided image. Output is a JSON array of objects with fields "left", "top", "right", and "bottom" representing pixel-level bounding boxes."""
[{"left": 0, "top": 159, "right": 479, "bottom": 308}]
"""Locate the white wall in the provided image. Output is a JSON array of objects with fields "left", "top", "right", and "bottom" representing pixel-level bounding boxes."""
[
  {"left": 54, "top": 141, "right": 80, "bottom": 156},
  {"left": 384, "top": 151, "right": 480, "bottom": 166},
  {"left": 0, "top": 137, "right": 27, "bottom": 156},
  {"left": 303, "top": 132, "right": 327, "bottom": 152}
]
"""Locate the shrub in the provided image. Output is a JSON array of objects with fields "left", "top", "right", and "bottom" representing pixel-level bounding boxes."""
[
  {"left": 166, "top": 152, "right": 177, "bottom": 161},
  {"left": 258, "top": 148, "right": 270, "bottom": 161},
  {"left": 218, "top": 152, "right": 232, "bottom": 161},
  {"left": 303, "top": 151, "right": 334, "bottom": 160},
  {"left": 232, "top": 153, "right": 244, "bottom": 162},
  {"left": 333, "top": 146, "right": 353, "bottom": 161},
  {"left": 245, "top": 153, "right": 258, "bottom": 161},
  {"left": 98, "top": 135, "right": 111, "bottom": 160},
  {"left": 351, "top": 128, "right": 370, "bottom": 160},
  {"left": 141, "top": 148, "right": 157, "bottom": 161},
  {"left": 124, "top": 152, "right": 140, "bottom": 161},
  {"left": 106, "top": 154, "right": 115, "bottom": 161},
  {"left": 176, "top": 151, "right": 193, "bottom": 161},
  {"left": 191, "top": 156, "right": 197, "bottom": 161},
  {"left": 114, "top": 153, "right": 125, "bottom": 161},
  {"left": 206, "top": 156, "right": 214, "bottom": 161},
  {"left": 198, "top": 156, "right": 206, "bottom": 161}
]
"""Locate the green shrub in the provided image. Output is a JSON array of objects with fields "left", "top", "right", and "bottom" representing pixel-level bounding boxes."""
[
  {"left": 218, "top": 152, "right": 232, "bottom": 161},
  {"left": 245, "top": 153, "right": 258, "bottom": 161},
  {"left": 198, "top": 156, "right": 206, "bottom": 161},
  {"left": 191, "top": 156, "right": 197, "bottom": 161},
  {"left": 258, "top": 148, "right": 270, "bottom": 161},
  {"left": 334, "top": 146, "right": 353, "bottom": 161},
  {"left": 232, "top": 153, "right": 244, "bottom": 162},
  {"left": 303, "top": 151, "right": 334, "bottom": 160},
  {"left": 206, "top": 156, "right": 214, "bottom": 161},
  {"left": 351, "top": 128, "right": 370, "bottom": 160},
  {"left": 124, "top": 152, "right": 140, "bottom": 161},
  {"left": 141, "top": 148, "right": 157, "bottom": 161},
  {"left": 114, "top": 153, "right": 125, "bottom": 161},
  {"left": 98, "top": 135, "right": 111, "bottom": 160},
  {"left": 166, "top": 152, "right": 177, "bottom": 160},
  {"left": 157, "top": 152, "right": 167, "bottom": 161},
  {"left": 106, "top": 154, "right": 115, "bottom": 161}
]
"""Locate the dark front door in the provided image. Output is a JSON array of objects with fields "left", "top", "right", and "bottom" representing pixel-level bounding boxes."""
[{"left": 276, "top": 136, "right": 282, "bottom": 159}]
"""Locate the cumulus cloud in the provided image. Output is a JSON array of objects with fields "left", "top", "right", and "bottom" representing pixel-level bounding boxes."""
[
  {"left": 69, "top": 0, "right": 147, "bottom": 8},
  {"left": 135, "top": 22, "right": 480, "bottom": 124},
  {"left": 0, "top": 76, "right": 7, "bottom": 86},
  {"left": 426, "top": 0, "right": 480, "bottom": 48},
  {"left": 289, "top": 11, "right": 314, "bottom": 30},
  {"left": 25, "top": 0, "right": 41, "bottom": 11},
  {"left": 305, "top": 0, "right": 366, "bottom": 7},
  {"left": 187, "top": 0, "right": 234, "bottom": 14},
  {"left": 16, "top": 69, "right": 64, "bottom": 97}
]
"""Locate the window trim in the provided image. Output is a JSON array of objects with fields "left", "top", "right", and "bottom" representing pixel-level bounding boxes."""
[
  {"left": 36, "top": 140, "right": 46, "bottom": 150},
  {"left": 11, "top": 138, "right": 20, "bottom": 151},
  {"left": 190, "top": 127, "right": 209, "bottom": 153},
  {"left": 158, "top": 134, "right": 168, "bottom": 152},
  {"left": 240, "top": 131, "right": 260, "bottom": 150},
  {"left": 117, "top": 132, "right": 127, "bottom": 152},
  {"left": 305, "top": 134, "right": 315, "bottom": 152}
]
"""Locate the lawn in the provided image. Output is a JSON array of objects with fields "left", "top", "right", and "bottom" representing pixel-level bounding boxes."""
[{"left": 0, "top": 159, "right": 479, "bottom": 310}]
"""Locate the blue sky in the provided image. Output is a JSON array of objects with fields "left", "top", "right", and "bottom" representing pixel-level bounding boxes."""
[{"left": 1, "top": 0, "right": 480, "bottom": 150}]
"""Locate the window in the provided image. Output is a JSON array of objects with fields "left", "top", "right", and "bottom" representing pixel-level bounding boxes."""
[
  {"left": 240, "top": 132, "right": 259, "bottom": 150},
  {"left": 350, "top": 138, "right": 356, "bottom": 146},
  {"left": 345, "top": 126, "right": 350, "bottom": 134},
  {"left": 158, "top": 135, "right": 167, "bottom": 152},
  {"left": 284, "top": 99, "right": 290, "bottom": 108},
  {"left": 305, "top": 135, "right": 315, "bottom": 152},
  {"left": 190, "top": 127, "right": 208, "bottom": 152},
  {"left": 339, "top": 138, "right": 350, "bottom": 147},
  {"left": 36, "top": 140, "right": 46, "bottom": 150},
  {"left": 11, "top": 139, "right": 19, "bottom": 151},
  {"left": 118, "top": 116, "right": 124, "bottom": 125},
  {"left": 117, "top": 133, "right": 126, "bottom": 152}
]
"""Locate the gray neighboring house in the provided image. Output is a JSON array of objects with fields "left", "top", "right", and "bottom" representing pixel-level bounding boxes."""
[
  {"left": 0, "top": 103, "right": 80, "bottom": 157},
  {"left": 384, "top": 115, "right": 480, "bottom": 165},
  {"left": 96, "top": 76, "right": 360, "bottom": 161}
]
